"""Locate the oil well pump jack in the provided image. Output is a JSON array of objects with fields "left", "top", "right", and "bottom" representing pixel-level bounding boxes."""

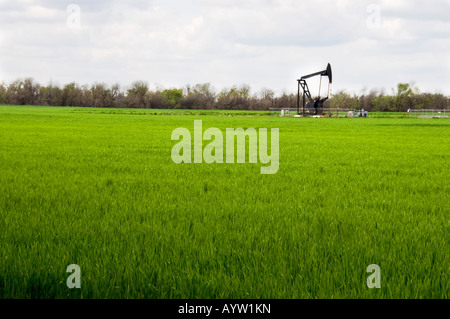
[{"left": 297, "top": 63, "right": 333, "bottom": 116}]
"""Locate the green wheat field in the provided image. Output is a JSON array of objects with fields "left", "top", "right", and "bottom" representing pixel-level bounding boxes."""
[{"left": 0, "top": 105, "right": 448, "bottom": 299}]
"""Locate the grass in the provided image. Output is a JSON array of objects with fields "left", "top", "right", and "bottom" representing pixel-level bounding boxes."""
[{"left": 0, "top": 105, "right": 448, "bottom": 299}]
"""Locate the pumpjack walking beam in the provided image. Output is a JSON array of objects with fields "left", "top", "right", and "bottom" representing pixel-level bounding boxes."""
[{"left": 297, "top": 63, "right": 333, "bottom": 115}]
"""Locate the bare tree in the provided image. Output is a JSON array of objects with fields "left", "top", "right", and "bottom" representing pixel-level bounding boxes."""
[
  {"left": 126, "top": 81, "right": 149, "bottom": 108},
  {"left": 217, "top": 84, "right": 251, "bottom": 110},
  {"left": 181, "top": 83, "right": 216, "bottom": 109}
]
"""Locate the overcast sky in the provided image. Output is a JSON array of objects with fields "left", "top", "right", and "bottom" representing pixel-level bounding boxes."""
[{"left": 0, "top": 0, "right": 449, "bottom": 96}]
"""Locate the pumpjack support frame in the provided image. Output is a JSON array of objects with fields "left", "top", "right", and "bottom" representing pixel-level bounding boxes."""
[{"left": 297, "top": 63, "right": 333, "bottom": 116}]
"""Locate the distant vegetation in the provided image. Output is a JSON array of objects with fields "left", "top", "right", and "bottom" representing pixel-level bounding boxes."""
[
  {"left": 0, "top": 78, "right": 448, "bottom": 111},
  {"left": 0, "top": 106, "right": 448, "bottom": 298}
]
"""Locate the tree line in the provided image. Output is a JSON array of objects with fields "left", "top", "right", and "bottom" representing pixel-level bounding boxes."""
[
  {"left": 330, "top": 83, "right": 449, "bottom": 112},
  {"left": 0, "top": 78, "right": 448, "bottom": 111}
]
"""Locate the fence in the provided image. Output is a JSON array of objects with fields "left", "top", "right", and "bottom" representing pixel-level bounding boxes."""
[
  {"left": 271, "top": 108, "right": 357, "bottom": 118},
  {"left": 408, "top": 109, "right": 449, "bottom": 118},
  {"left": 271, "top": 108, "right": 450, "bottom": 118}
]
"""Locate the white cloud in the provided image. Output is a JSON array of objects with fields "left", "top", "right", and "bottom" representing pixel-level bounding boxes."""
[{"left": 0, "top": 0, "right": 448, "bottom": 94}]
